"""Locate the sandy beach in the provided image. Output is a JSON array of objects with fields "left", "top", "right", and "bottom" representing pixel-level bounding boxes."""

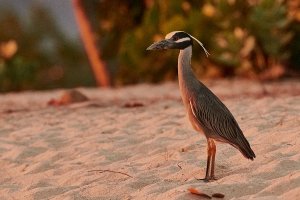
[{"left": 0, "top": 79, "right": 299, "bottom": 200}]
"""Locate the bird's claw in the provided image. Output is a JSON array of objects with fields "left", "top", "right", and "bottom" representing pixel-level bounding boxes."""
[{"left": 196, "top": 176, "right": 218, "bottom": 182}]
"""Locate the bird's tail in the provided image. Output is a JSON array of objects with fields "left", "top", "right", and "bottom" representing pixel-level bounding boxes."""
[{"left": 234, "top": 135, "right": 256, "bottom": 160}]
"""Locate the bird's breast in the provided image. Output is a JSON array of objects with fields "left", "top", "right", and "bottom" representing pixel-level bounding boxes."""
[
  {"left": 178, "top": 83, "right": 205, "bottom": 134},
  {"left": 187, "top": 108, "right": 205, "bottom": 134}
]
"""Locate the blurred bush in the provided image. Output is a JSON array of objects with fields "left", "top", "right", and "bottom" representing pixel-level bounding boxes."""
[
  {"left": 95, "top": 0, "right": 299, "bottom": 84},
  {"left": 0, "top": 5, "right": 94, "bottom": 92},
  {"left": 0, "top": 0, "right": 299, "bottom": 91}
]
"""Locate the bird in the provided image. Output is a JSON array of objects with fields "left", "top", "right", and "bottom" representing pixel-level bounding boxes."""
[{"left": 147, "top": 31, "right": 255, "bottom": 181}]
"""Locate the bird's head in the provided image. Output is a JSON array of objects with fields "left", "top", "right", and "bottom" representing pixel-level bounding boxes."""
[{"left": 146, "top": 31, "right": 209, "bottom": 57}]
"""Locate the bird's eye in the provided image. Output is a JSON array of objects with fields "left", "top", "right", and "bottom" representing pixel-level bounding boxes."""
[{"left": 173, "top": 36, "right": 179, "bottom": 41}]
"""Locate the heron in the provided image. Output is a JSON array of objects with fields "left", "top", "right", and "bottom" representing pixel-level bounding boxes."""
[{"left": 147, "top": 31, "right": 255, "bottom": 181}]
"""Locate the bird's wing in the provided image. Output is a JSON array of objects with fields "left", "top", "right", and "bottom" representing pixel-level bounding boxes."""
[
  {"left": 189, "top": 84, "right": 255, "bottom": 160},
  {"left": 189, "top": 90, "right": 241, "bottom": 142}
]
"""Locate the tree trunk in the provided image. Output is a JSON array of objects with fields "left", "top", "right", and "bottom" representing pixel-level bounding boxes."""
[{"left": 72, "top": 0, "right": 110, "bottom": 87}]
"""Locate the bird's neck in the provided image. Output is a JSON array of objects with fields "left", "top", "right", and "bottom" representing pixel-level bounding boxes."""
[
  {"left": 178, "top": 46, "right": 196, "bottom": 87},
  {"left": 178, "top": 45, "right": 194, "bottom": 75},
  {"left": 178, "top": 46, "right": 197, "bottom": 104}
]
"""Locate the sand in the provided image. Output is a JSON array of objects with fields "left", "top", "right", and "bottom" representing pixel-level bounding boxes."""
[{"left": 0, "top": 79, "right": 299, "bottom": 200}]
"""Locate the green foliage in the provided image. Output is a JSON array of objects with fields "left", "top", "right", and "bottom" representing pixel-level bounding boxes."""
[
  {"left": 94, "top": 0, "right": 298, "bottom": 84},
  {"left": 0, "top": 5, "right": 93, "bottom": 92},
  {"left": 0, "top": 1, "right": 299, "bottom": 91},
  {"left": 195, "top": 0, "right": 293, "bottom": 76},
  {"left": 0, "top": 56, "right": 37, "bottom": 91},
  {"left": 95, "top": 0, "right": 208, "bottom": 84},
  {"left": 289, "top": 21, "right": 300, "bottom": 70},
  {"left": 248, "top": 0, "right": 292, "bottom": 57}
]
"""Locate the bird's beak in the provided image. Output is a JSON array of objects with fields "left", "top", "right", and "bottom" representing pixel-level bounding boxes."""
[{"left": 146, "top": 39, "right": 175, "bottom": 50}]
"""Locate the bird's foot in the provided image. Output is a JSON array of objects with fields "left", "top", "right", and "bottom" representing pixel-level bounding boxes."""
[{"left": 196, "top": 176, "right": 218, "bottom": 182}]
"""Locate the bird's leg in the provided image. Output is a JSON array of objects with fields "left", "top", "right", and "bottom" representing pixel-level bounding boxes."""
[
  {"left": 198, "top": 139, "right": 212, "bottom": 182},
  {"left": 198, "top": 138, "right": 217, "bottom": 182},
  {"left": 209, "top": 139, "right": 217, "bottom": 180},
  {"left": 204, "top": 148, "right": 212, "bottom": 182}
]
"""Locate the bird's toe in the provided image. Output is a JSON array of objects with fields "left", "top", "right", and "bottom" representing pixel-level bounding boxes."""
[{"left": 196, "top": 176, "right": 218, "bottom": 182}]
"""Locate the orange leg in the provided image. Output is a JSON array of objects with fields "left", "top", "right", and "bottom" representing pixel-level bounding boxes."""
[
  {"left": 209, "top": 139, "right": 217, "bottom": 180},
  {"left": 199, "top": 138, "right": 217, "bottom": 182},
  {"left": 204, "top": 148, "right": 211, "bottom": 181}
]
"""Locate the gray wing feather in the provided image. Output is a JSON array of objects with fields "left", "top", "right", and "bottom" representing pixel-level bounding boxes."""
[{"left": 189, "top": 89, "right": 240, "bottom": 142}]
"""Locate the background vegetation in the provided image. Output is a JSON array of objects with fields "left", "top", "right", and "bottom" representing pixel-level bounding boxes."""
[{"left": 0, "top": 0, "right": 299, "bottom": 92}]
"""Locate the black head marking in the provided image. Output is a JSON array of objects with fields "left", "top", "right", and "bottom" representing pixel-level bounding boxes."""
[
  {"left": 166, "top": 31, "right": 193, "bottom": 49},
  {"left": 147, "top": 31, "right": 209, "bottom": 56}
]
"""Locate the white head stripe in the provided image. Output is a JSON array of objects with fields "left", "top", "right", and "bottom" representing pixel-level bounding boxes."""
[
  {"left": 165, "top": 31, "right": 181, "bottom": 39},
  {"left": 165, "top": 31, "right": 210, "bottom": 57},
  {"left": 175, "top": 37, "right": 191, "bottom": 43}
]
